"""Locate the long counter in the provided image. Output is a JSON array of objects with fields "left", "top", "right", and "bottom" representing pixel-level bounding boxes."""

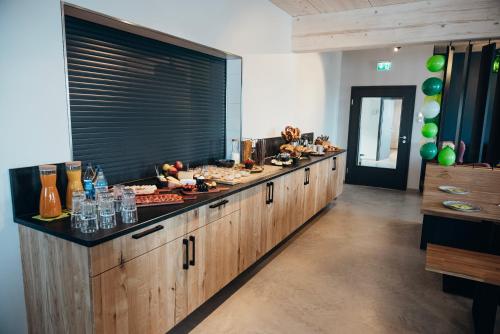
[{"left": 14, "top": 150, "right": 346, "bottom": 247}]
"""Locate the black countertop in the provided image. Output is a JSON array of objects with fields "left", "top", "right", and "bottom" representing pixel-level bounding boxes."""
[{"left": 14, "top": 150, "right": 345, "bottom": 247}]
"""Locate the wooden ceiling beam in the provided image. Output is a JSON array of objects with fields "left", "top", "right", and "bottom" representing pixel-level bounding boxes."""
[{"left": 291, "top": 0, "right": 500, "bottom": 52}]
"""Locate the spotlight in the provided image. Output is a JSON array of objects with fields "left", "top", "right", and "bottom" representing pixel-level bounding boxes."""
[{"left": 393, "top": 46, "right": 401, "bottom": 52}]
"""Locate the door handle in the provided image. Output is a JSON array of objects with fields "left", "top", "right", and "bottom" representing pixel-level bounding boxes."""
[
  {"left": 182, "top": 238, "right": 189, "bottom": 270},
  {"left": 189, "top": 235, "right": 195, "bottom": 266},
  {"left": 400, "top": 136, "right": 407, "bottom": 140}
]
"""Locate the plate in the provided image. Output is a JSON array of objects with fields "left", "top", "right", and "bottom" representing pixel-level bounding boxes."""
[
  {"left": 442, "top": 200, "right": 480, "bottom": 212},
  {"left": 438, "top": 185, "right": 469, "bottom": 195}
]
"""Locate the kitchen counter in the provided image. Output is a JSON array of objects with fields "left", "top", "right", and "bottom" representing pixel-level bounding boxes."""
[{"left": 14, "top": 150, "right": 346, "bottom": 247}]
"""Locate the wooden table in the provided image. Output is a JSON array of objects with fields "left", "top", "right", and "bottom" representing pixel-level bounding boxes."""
[
  {"left": 421, "top": 164, "right": 500, "bottom": 224},
  {"left": 421, "top": 164, "right": 500, "bottom": 333}
]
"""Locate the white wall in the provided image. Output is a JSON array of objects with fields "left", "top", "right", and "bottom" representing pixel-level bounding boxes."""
[
  {"left": 0, "top": 1, "right": 339, "bottom": 332},
  {"left": 337, "top": 44, "right": 435, "bottom": 189},
  {"left": 242, "top": 52, "right": 342, "bottom": 139}
]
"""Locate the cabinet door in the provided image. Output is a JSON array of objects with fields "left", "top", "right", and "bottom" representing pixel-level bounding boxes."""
[
  {"left": 187, "top": 210, "right": 240, "bottom": 312},
  {"left": 239, "top": 184, "right": 266, "bottom": 272},
  {"left": 303, "top": 163, "right": 319, "bottom": 222},
  {"left": 315, "top": 159, "right": 331, "bottom": 212},
  {"left": 327, "top": 156, "right": 338, "bottom": 203},
  {"left": 333, "top": 153, "right": 346, "bottom": 198},
  {"left": 283, "top": 169, "right": 306, "bottom": 234},
  {"left": 92, "top": 239, "right": 188, "bottom": 334}
]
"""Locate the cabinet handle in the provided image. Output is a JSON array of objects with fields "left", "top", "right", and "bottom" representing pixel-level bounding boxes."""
[
  {"left": 332, "top": 157, "right": 337, "bottom": 171},
  {"left": 209, "top": 199, "right": 229, "bottom": 209},
  {"left": 304, "top": 168, "right": 310, "bottom": 185},
  {"left": 266, "top": 182, "right": 274, "bottom": 204},
  {"left": 189, "top": 235, "right": 196, "bottom": 266},
  {"left": 270, "top": 181, "right": 274, "bottom": 203},
  {"left": 131, "top": 225, "right": 164, "bottom": 239},
  {"left": 182, "top": 238, "right": 189, "bottom": 270}
]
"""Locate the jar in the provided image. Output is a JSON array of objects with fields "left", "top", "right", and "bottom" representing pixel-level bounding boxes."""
[
  {"left": 65, "top": 161, "right": 83, "bottom": 210},
  {"left": 39, "top": 164, "right": 62, "bottom": 218}
]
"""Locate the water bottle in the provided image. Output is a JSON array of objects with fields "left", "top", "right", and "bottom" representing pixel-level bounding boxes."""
[
  {"left": 94, "top": 166, "right": 108, "bottom": 198},
  {"left": 83, "top": 163, "right": 95, "bottom": 199}
]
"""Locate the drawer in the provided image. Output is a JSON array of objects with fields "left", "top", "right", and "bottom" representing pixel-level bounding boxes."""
[
  {"left": 89, "top": 212, "right": 188, "bottom": 276},
  {"left": 187, "top": 192, "right": 241, "bottom": 233}
]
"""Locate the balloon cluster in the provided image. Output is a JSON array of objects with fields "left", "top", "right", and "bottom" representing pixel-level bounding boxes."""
[{"left": 419, "top": 55, "right": 453, "bottom": 165}]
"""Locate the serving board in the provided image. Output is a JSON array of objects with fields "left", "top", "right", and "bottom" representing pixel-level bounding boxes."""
[{"left": 135, "top": 194, "right": 184, "bottom": 207}]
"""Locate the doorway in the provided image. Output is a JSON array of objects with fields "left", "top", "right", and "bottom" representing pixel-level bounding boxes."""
[{"left": 346, "top": 86, "right": 416, "bottom": 190}]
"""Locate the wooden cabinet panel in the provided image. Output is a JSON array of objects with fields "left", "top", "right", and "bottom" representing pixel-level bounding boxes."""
[
  {"left": 19, "top": 226, "right": 93, "bottom": 334},
  {"left": 187, "top": 210, "right": 240, "bottom": 312},
  {"left": 303, "top": 163, "right": 320, "bottom": 222},
  {"left": 283, "top": 169, "right": 306, "bottom": 234},
  {"left": 239, "top": 184, "right": 266, "bottom": 272},
  {"left": 315, "top": 159, "right": 332, "bottom": 212},
  {"left": 92, "top": 240, "right": 187, "bottom": 334},
  {"left": 89, "top": 213, "right": 188, "bottom": 277},
  {"left": 334, "top": 152, "right": 346, "bottom": 198}
]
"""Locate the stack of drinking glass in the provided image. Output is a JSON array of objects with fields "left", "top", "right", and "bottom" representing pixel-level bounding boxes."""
[{"left": 70, "top": 185, "right": 138, "bottom": 234}]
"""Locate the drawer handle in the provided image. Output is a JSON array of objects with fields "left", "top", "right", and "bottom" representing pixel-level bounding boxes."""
[
  {"left": 209, "top": 199, "right": 229, "bottom": 209},
  {"left": 183, "top": 238, "right": 189, "bottom": 270},
  {"left": 189, "top": 235, "right": 196, "bottom": 266},
  {"left": 131, "top": 225, "right": 164, "bottom": 239}
]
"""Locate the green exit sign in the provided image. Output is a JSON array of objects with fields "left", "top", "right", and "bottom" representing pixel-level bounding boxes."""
[{"left": 377, "top": 61, "right": 392, "bottom": 71}]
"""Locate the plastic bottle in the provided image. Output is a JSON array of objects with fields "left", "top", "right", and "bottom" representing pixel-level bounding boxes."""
[
  {"left": 94, "top": 165, "right": 108, "bottom": 195},
  {"left": 83, "top": 163, "right": 95, "bottom": 199}
]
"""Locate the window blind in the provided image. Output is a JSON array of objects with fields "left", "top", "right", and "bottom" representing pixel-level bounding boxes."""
[{"left": 65, "top": 15, "right": 226, "bottom": 184}]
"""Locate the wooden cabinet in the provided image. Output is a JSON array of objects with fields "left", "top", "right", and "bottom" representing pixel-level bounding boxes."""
[
  {"left": 303, "top": 162, "right": 320, "bottom": 222},
  {"left": 188, "top": 210, "right": 240, "bottom": 310},
  {"left": 333, "top": 152, "right": 346, "bottom": 199},
  {"left": 19, "top": 153, "right": 346, "bottom": 334},
  {"left": 91, "top": 241, "right": 182, "bottom": 334},
  {"left": 239, "top": 184, "right": 266, "bottom": 272},
  {"left": 283, "top": 169, "right": 306, "bottom": 234}
]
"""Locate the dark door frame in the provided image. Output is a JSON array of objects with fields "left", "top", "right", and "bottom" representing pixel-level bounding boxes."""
[{"left": 346, "top": 85, "right": 416, "bottom": 190}]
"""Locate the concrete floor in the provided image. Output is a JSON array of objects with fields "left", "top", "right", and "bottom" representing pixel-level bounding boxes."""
[{"left": 172, "top": 185, "right": 499, "bottom": 333}]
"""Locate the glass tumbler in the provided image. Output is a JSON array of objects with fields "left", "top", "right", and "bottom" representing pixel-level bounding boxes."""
[
  {"left": 113, "top": 184, "right": 124, "bottom": 213},
  {"left": 80, "top": 199, "right": 98, "bottom": 233},
  {"left": 121, "top": 188, "right": 138, "bottom": 224},
  {"left": 70, "top": 191, "right": 86, "bottom": 229},
  {"left": 98, "top": 192, "right": 116, "bottom": 229}
]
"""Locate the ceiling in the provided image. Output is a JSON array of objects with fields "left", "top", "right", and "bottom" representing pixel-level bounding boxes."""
[{"left": 270, "top": 0, "right": 425, "bottom": 16}]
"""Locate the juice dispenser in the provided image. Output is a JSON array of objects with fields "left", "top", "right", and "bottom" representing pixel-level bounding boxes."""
[{"left": 39, "top": 164, "right": 62, "bottom": 218}]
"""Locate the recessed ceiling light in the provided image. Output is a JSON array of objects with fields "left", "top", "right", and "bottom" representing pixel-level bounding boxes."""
[{"left": 393, "top": 46, "right": 401, "bottom": 52}]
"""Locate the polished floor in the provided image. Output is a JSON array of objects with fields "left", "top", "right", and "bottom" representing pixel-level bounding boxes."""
[{"left": 172, "top": 185, "right": 499, "bottom": 333}]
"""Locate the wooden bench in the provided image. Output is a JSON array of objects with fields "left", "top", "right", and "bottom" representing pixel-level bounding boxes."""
[{"left": 426, "top": 244, "right": 500, "bottom": 334}]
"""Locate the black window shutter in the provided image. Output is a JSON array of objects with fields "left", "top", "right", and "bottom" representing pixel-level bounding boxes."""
[{"left": 64, "top": 15, "right": 226, "bottom": 184}]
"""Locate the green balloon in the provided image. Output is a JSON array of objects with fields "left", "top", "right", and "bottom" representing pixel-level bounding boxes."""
[
  {"left": 424, "top": 116, "right": 439, "bottom": 124},
  {"left": 421, "top": 123, "right": 438, "bottom": 138},
  {"left": 426, "top": 55, "right": 446, "bottom": 72},
  {"left": 420, "top": 142, "right": 438, "bottom": 160},
  {"left": 438, "top": 146, "right": 456, "bottom": 166},
  {"left": 422, "top": 77, "right": 443, "bottom": 96}
]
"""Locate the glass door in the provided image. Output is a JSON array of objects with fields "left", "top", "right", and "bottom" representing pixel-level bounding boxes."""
[{"left": 346, "top": 86, "right": 416, "bottom": 190}]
